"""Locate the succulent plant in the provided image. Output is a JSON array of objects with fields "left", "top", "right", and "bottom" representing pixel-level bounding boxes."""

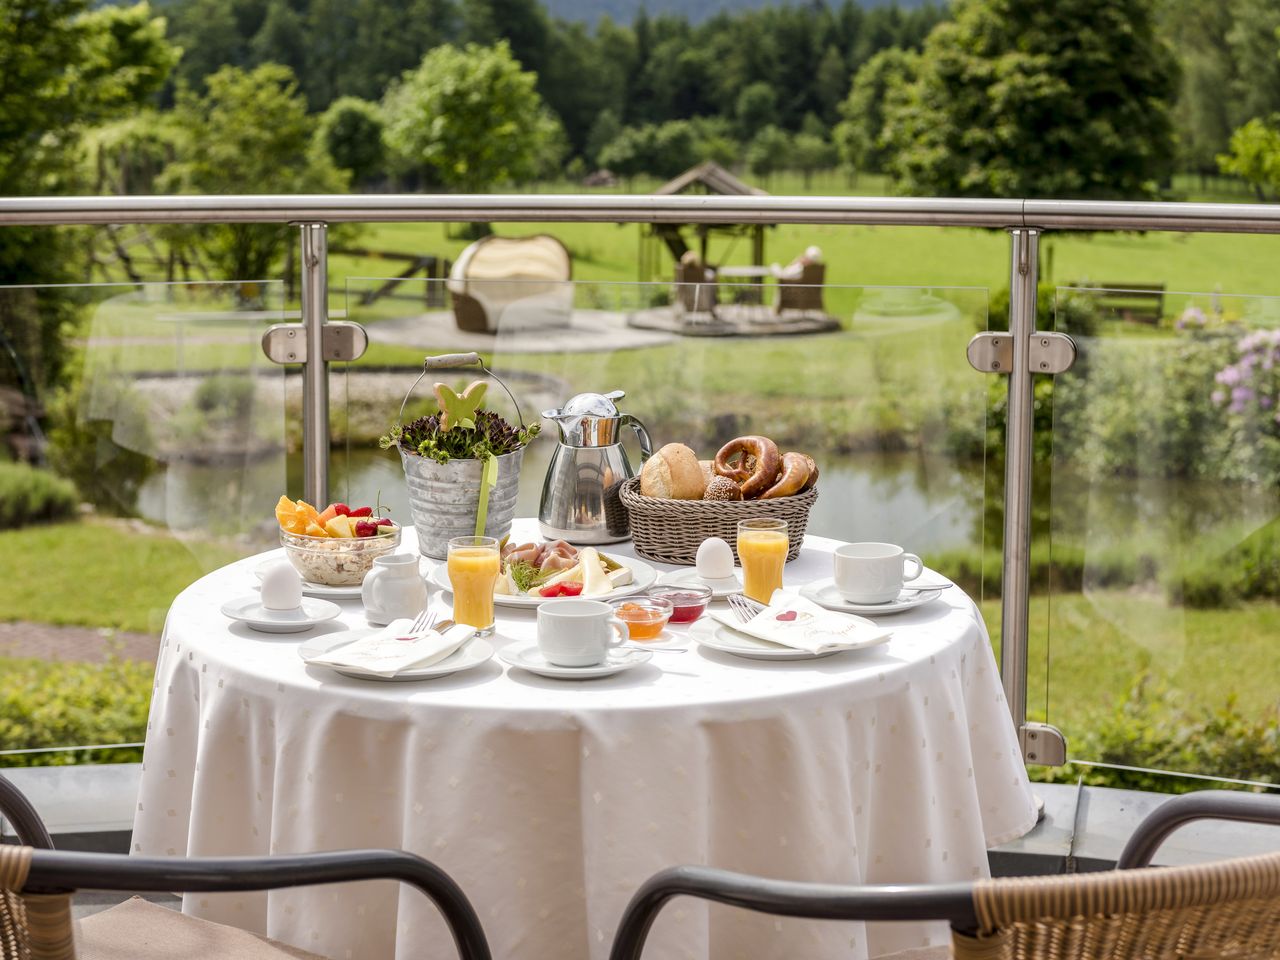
[{"left": 381, "top": 409, "right": 539, "bottom": 464}]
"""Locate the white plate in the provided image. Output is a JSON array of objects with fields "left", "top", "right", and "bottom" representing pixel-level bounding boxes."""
[
  {"left": 499, "top": 641, "right": 652, "bottom": 679},
  {"left": 427, "top": 557, "right": 658, "bottom": 607},
  {"left": 220, "top": 596, "right": 341, "bottom": 633},
  {"left": 656, "top": 567, "right": 743, "bottom": 598},
  {"left": 800, "top": 580, "right": 944, "bottom": 615},
  {"left": 689, "top": 618, "right": 890, "bottom": 661},
  {"left": 298, "top": 629, "right": 494, "bottom": 681}
]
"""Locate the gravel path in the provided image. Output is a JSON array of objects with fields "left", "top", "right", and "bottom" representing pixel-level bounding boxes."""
[{"left": 0, "top": 622, "right": 159, "bottom": 663}]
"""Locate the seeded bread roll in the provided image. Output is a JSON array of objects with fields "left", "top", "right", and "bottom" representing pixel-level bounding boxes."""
[
  {"left": 704, "top": 476, "right": 744, "bottom": 501},
  {"left": 640, "top": 443, "right": 706, "bottom": 499}
]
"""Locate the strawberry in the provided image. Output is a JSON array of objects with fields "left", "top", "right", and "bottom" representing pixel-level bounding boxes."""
[
  {"left": 333, "top": 503, "right": 351, "bottom": 516},
  {"left": 348, "top": 506, "right": 373, "bottom": 518}
]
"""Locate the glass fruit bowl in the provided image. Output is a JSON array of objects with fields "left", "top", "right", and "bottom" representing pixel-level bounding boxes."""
[{"left": 280, "top": 526, "right": 401, "bottom": 586}]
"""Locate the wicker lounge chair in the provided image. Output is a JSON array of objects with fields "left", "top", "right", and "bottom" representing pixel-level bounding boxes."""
[
  {"left": 674, "top": 258, "right": 718, "bottom": 318},
  {"left": 446, "top": 234, "right": 573, "bottom": 333},
  {"left": 0, "top": 773, "right": 490, "bottom": 960},
  {"left": 774, "top": 261, "right": 826, "bottom": 315},
  {"left": 609, "top": 790, "right": 1280, "bottom": 960}
]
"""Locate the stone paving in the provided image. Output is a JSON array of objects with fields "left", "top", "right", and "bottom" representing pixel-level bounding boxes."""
[{"left": 0, "top": 621, "right": 159, "bottom": 663}]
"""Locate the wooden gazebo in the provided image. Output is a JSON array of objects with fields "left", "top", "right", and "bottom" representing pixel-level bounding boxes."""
[{"left": 638, "top": 162, "right": 771, "bottom": 282}]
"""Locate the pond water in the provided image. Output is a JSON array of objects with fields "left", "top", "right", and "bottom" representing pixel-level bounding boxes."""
[{"left": 138, "top": 441, "right": 987, "bottom": 558}]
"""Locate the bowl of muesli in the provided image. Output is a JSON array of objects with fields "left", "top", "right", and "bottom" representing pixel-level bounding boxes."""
[{"left": 280, "top": 526, "right": 401, "bottom": 586}]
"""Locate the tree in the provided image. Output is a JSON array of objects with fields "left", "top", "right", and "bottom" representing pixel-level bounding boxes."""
[
  {"left": 382, "top": 41, "right": 563, "bottom": 192},
  {"left": 884, "top": 0, "right": 1179, "bottom": 199},
  {"left": 791, "top": 131, "right": 837, "bottom": 188},
  {"left": 597, "top": 121, "right": 700, "bottom": 183},
  {"left": 585, "top": 110, "right": 623, "bottom": 168},
  {"left": 814, "top": 44, "right": 850, "bottom": 125},
  {"left": 0, "top": 0, "right": 179, "bottom": 394},
  {"left": 746, "top": 125, "right": 792, "bottom": 182},
  {"left": 315, "top": 97, "right": 386, "bottom": 185},
  {"left": 835, "top": 48, "right": 918, "bottom": 176},
  {"left": 735, "top": 82, "right": 778, "bottom": 141},
  {"left": 161, "top": 64, "right": 348, "bottom": 281},
  {"left": 1218, "top": 117, "right": 1280, "bottom": 200}
]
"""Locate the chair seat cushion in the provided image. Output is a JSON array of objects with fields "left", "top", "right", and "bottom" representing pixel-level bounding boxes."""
[
  {"left": 874, "top": 945, "right": 951, "bottom": 960},
  {"left": 78, "top": 897, "right": 326, "bottom": 960}
]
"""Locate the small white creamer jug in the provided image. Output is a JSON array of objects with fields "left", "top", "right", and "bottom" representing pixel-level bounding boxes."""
[{"left": 361, "top": 553, "right": 428, "bottom": 626}]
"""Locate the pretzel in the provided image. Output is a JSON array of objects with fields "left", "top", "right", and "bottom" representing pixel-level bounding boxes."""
[
  {"left": 714, "top": 436, "right": 781, "bottom": 500},
  {"left": 760, "top": 451, "right": 812, "bottom": 499}
]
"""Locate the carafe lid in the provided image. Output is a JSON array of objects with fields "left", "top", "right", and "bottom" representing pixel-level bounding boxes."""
[{"left": 543, "top": 390, "right": 626, "bottom": 447}]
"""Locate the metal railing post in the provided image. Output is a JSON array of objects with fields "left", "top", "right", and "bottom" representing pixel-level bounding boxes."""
[
  {"left": 299, "top": 222, "right": 329, "bottom": 507},
  {"left": 1001, "top": 228, "right": 1037, "bottom": 737}
]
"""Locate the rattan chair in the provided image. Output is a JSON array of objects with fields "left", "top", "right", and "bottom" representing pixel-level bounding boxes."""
[
  {"left": 609, "top": 790, "right": 1280, "bottom": 960},
  {"left": 0, "top": 773, "right": 490, "bottom": 960}
]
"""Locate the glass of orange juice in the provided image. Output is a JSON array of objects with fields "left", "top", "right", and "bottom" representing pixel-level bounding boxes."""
[
  {"left": 737, "top": 518, "right": 789, "bottom": 604},
  {"left": 447, "top": 535, "right": 500, "bottom": 636}
]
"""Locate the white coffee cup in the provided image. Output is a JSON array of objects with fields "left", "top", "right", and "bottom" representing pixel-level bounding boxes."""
[
  {"left": 833, "top": 542, "right": 924, "bottom": 604},
  {"left": 536, "top": 599, "right": 629, "bottom": 667}
]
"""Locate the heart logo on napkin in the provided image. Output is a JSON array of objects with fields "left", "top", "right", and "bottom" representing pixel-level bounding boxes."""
[{"left": 775, "top": 611, "right": 798, "bottom": 621}]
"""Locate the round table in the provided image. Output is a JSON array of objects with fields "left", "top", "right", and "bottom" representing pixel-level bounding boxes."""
[{"left": 133, "top": 521, "right": 1036, "bottom": 960}]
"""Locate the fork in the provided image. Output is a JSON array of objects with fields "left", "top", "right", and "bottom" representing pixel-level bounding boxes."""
[
  {"left": 727, "top": 594, "right": 765, "bottom": 623},
  {"left": 395, "top": 610, "right": 435, "bottom": 640}
]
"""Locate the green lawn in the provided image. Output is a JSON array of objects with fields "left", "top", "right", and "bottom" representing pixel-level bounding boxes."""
[{"left": 0, "top": 520, "right": 241, "bottom": 634}]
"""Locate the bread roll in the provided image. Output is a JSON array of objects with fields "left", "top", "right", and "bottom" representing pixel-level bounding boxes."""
[{"left": 640, "top": 443, "right": 706, "bottom": 499}]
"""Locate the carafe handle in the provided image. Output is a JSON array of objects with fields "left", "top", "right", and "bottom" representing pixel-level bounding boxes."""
[{"left": 621, "top": 415, "right": 653, "bottom": 462}]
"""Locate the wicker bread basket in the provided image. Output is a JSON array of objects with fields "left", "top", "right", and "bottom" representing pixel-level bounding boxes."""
[{"left": 619, "top": 477, "right": 818, "bottom": 565}]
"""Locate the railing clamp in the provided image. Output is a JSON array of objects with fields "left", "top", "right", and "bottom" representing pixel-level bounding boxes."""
[
  {"left": 966, "top": 331, "right": 1076, "bottom": 375},
  {"left": 261, "top": 322, "right": 368, "bottom": 364},
  {"left": 1020, "top": 722, "right": 1067, "bottom": 766}
]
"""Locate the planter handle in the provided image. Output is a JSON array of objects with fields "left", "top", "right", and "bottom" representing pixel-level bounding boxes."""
[{"left": 397, "top": 353, "right": 526, "bottom": 431}]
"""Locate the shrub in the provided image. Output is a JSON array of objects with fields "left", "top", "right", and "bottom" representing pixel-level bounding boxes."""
[
  {"left": 0, "top": 463, "right": 77, "bottom": 528},
  {"left": 0, "top": 655, "right": 151, "bottom": 767},
  {"left": 1031, "top": 675, "right": 1280, "bottom": 793},
  {"left": 45, "top": 369, "right": 156, "bottom": 515}
]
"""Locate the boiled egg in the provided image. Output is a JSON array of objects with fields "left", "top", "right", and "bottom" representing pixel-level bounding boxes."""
[
  {"left": 695, "top": 537, "right": 735, "bottom": 581},
  {"left": 260, "top": 560, "right": 303, "bottom": 611}
]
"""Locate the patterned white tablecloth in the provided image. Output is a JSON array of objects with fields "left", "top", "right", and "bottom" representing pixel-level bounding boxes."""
[{"left": 133, "top": 521, "right": 1036, "bottom": 960}]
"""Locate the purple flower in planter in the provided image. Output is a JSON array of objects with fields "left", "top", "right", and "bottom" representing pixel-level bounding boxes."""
[{"left": 1230, "top": 386, "right": 1256, "bottom": 413}]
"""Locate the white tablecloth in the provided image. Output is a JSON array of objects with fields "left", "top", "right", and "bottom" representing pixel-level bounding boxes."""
[{"left": 133, "top": 521, "right": 1035, "bottom": 960}]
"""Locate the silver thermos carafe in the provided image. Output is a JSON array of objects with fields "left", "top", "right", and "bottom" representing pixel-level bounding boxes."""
[{"left": 538, "top": 390, "right": 652, "bottom": 544}]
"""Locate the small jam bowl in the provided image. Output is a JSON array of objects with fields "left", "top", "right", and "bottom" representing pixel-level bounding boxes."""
[
  {"left": 646, "top": 584, "right": 712, "bottom": 624},
  {"left": 609, "top": 596, "right": 674, "bottom": 641}
]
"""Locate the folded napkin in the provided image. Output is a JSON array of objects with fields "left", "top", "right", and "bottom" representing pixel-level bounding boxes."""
[
  {"left": 710, "top": 592, "right": 892, "bottom": 654},
  {"left": 306, "top": 619, "right": 476, "bottom": 678}
]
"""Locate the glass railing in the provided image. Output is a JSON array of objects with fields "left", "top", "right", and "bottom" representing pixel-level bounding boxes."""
[
  {"left": 0, "top": 279, "right": 285, "bottom": 765},
  {"left": 6, "top": 194, "right": 1280, "bottom": 791},
  {"left": 1044, "top": 285, "right": 1280, "bottom": 790}
]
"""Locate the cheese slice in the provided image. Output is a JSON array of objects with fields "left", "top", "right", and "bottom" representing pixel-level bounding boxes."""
[
  {"left": 606, "top": 565, "right": 633, "bottom": 588},
  {"left": 494, "top": 568, "right": 517, "bottom": 596},
  {"left": 578, "top": 548, "right": 612, "bottom": 597}
]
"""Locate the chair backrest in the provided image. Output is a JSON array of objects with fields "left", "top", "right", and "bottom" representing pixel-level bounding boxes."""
[
  {"left": 1, "top": 846, "right": 75, "bottom": 960},
  {"left": 953, "top": 850, "right": 1280, "bottom": 960}
]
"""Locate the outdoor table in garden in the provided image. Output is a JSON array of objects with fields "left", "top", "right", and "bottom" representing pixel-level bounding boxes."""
[{"left": 132, "top": 520, "right": 1037, "bottom": 960}]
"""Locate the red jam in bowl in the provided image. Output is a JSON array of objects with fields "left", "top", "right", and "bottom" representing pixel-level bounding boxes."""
[{"left": 648, "top": 585, "right": 712, "bottom": 623}]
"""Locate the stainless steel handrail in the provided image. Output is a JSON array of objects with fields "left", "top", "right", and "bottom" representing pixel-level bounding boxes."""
[{"left": 2, "top": 193, "right": 1280, "bottom": 232}]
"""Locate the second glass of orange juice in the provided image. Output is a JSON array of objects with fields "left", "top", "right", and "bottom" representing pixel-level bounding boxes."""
[
  {"left": 447, "top": 535, "right": 500, "bottom": 636},
  {"left": 737, "top": 518, "right": 789, "bottom": 604}
]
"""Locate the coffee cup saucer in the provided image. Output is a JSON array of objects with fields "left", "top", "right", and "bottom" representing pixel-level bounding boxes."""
[
  {"left": 498, "top": 641, "right": 652, "bottom": 679},
  {"left": 800, "top": 580, "right": 943, "bottom": 615}
]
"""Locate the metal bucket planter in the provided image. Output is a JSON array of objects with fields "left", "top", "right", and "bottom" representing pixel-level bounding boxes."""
[
  {"left": 400, "top": 446, "right": 525, "bottom": 559},
  {"left": 393, "top": 352, "right": 531, "bottom": 559}
]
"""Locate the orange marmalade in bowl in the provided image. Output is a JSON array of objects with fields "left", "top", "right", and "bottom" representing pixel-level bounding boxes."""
[{"left": 610, "top": 597, "right": 673, "bottom": 641}]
